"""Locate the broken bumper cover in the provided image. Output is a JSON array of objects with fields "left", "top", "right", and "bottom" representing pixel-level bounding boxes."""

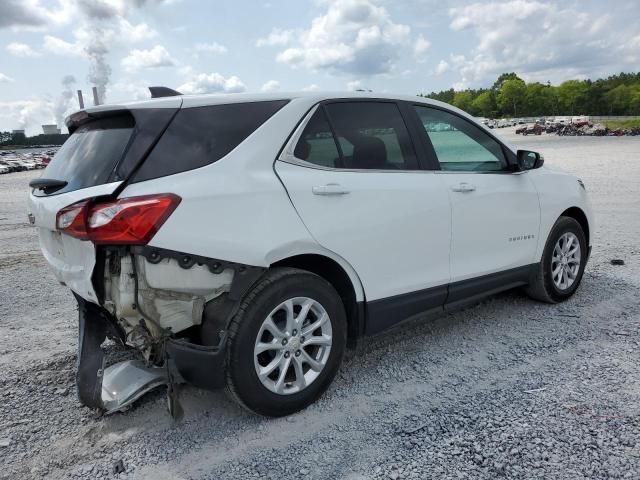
[{"left": 76, "top": 295, "right": 227, "bottom": 413}]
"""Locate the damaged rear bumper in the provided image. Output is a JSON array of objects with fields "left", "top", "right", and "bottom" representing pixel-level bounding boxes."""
[
  {"left": 75, "top": 295, "right": 228, "bottom": 414},
  {"left": 75, "top": 246, "right": 264, "bottom": 414}
]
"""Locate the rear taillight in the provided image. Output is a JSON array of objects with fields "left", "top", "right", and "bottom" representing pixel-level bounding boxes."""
[
  {"left": 56, "top": 201, "right": 90, "bottom": 240},
  {"left": 56, "top": 194, "right": 181, "bottom": 245}
]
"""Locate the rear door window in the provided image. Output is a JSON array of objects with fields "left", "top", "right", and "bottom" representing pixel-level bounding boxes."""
[
  {"left": 37, "top": 115, "right": 134, "bottom": 195},
  {"left": 294, "top": 102, "right": 418, "bottom": 170},
  {"left": 324, "top": 102, "right": 418, "bottom": 170},
  {"left": 132, "top": 100, "right": 288, "bottom": 182}
]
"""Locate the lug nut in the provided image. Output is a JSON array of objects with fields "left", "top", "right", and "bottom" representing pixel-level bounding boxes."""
[
  {"left": 295, "top": 350, "right": 301, "bottom": 357},
  {"left": 292, "top": 329, "right": 298, "bottom": 336},
  {"left": 284, "top": 352, "right": 290, "bottom": 358},
  {"left": 282, "top": 338, "right": 288, "bottom": 345},
  {"left": 300, "top": 336, "right": 305, "bottom": 343}
]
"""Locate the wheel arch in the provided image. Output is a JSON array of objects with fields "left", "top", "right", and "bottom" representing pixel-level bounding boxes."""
[
  {"left": 561, "top": 206, "right": 590, "bottom": 246},
  {"left": 270, "top": 253, "right": 365, "bottom": 345}
]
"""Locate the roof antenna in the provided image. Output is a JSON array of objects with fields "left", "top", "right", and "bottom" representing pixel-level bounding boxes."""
[{"left": 149, "top": 86, "right": 182, "bottom": 98}]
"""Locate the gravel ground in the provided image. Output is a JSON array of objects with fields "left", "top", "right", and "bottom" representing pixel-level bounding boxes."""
[{"left": 1, "top": 130, "right": 639, "bottom": 479}]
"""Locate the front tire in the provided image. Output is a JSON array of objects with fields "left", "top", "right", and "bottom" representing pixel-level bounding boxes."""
[
  {"left": 526, "top": 216, "right": 588, "bottom": 303},
  {"left": 225, "top": 268, "right": 347, "bottom": 416}
]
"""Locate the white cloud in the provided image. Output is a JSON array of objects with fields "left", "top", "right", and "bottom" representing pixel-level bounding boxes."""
[
  {"left": 0, "top": 99, "right": 55, "bottom": 135},
  {"left": 447, "top": 0, "right": 640, "bottom": 85},
  {"left": 435, "top": 59, "right": 449, "bottom": 75},
  {"left": 256, "top": 28, "right": 295, "bottom": 47},
  {"left": 413, "top": 34, "right": 430, "bottom": 57},
  {"left": 302, "top": 83, "right": 320, "bottom": 91},
  {"left": 347, "top": 80, "right": 362, "bottom": 90},
  {"left": 194, "top": 42, "right": 228, "bottom": 55},
  {"left": 275, "top": 0, "right": 411, "bottom": 75},
  {"left": 42, "top": 18, "right": 156, "bottom": 59},
  {"left": 121, "top": 45, "right": 176, "bottom": 71},
  {"left": 6, "top": 42, "right": 40, "bottom": 57},
  {"left": 0, "top": 73, "right": 15, "bottom": 83},
  {"left": 260, "top": 80, "right": 280, "bottom": 92},
  {"left": 118, "top": 19, "right": 157, "bottom": 42},
  {"left": 43, "top": 35, "right": 84, "bottom": 56},
  {"left": 0, "top": 0, "right": 49, "bottom": 29},
  {"left": 108, "top": 79, "right": 153, "bottom": 102},
  {"left": 178, "top": 72, "right": 246, "bottom": 94}
]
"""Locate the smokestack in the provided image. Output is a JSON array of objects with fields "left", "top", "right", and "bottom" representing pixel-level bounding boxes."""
[
  {"left": 92, "top": 86, "right": 100, "bottom": 106},
  {"left": 77, "top": 90, "right": 85, "bottom": 109}
]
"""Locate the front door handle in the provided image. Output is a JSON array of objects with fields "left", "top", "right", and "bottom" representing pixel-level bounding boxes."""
[
  {"left": 312, "top": 184, "right": 350, "bottom": 196},
  {"left": 451, "top": 182, "right": 476, "bottom": 193}
]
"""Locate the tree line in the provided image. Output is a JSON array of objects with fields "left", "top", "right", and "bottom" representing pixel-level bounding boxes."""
[
  {"left": 0, "top": 131, "right": 69, "bottom": 147},
  {"left": 421, "top": 72, "right": 640, "bottom": 118}
]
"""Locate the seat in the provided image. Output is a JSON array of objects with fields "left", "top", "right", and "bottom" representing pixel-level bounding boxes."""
[
  {"left": 350, "top": 135, "right": 388, "bottom": 170},
  {"left": 294, "top": 139, "right": 311, "bottom": 160}
]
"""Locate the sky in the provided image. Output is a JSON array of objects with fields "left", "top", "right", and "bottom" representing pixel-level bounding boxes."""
[{"left": 1, "top": 0, "right": 639, "bottom": 134}]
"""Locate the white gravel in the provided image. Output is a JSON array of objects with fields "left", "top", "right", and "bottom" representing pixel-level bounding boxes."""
[{"left": 1, "top": 130, "right": 639, "bottom": 479}]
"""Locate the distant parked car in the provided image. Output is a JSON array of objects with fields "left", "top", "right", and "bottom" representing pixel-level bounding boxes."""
[
  {"left": 571, "top": 116, "right": 590, "bottom": 127},
  {"left": 525, "top": 124, "right": 544, "bottom": 135}
]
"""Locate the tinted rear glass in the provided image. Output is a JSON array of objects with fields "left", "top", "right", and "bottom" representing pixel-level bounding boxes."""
[
  {"left": 37, "top": 115, "right": 134, "bottom": 195},
  {"left": 132, "top": 100, "right": 288, "bottom": 182}
]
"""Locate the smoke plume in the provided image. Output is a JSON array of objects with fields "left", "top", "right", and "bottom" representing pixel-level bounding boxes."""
[
  {"left": 74, "top": 0, "right": 167, "bottom": 104},
  {"left": 85, "top": 36, "right": 111, "bottom": 104},
  {"left": 54, "top": 75, "right": 77, "bottom": 127}
]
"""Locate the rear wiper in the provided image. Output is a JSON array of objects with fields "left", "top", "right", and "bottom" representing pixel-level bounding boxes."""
[{"left": 29, "top": 178, "right": 68, "bottom": 194}]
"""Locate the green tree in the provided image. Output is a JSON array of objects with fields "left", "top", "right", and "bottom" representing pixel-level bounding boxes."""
[
  {"left": 419, "top": 71, "right": 640, "bottom": 117},
  {"left": 605, "top": 84, "right": 633, "bottom": 115},
  {"left": 452, "top": 91, "right": 475, "bottom": 114},
  {"left": 630, "top": 86, "right": 640, "bottom": 115},
  {"left": 422, "top": 88, "right": 454, "bottom": 104},
  {"left": 471, "top": 91, "right": 496, "bottom": 117},
  {"left": 492, "top": 72, "right": 523, "bottom": 92},
  {"left": 497, "top": 79, "right": 527, "bottom": 116},
  {"left": 556, "top": 80, "right": 589, "bottom": 115},
  {"left": 525, "top": 82, "right": 558, "bottom": 116}
]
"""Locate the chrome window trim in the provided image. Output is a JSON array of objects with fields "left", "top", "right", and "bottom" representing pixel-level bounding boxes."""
[{"left": 432, "top": 169, "right": 527, "bottom": 175}]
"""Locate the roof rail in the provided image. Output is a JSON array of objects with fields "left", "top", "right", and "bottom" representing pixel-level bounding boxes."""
[{"left": 149, "top": 86, "right": 182, "bottom": 98}]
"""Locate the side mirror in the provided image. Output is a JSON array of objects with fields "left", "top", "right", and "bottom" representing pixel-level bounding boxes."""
[{"left": 516, "top": 150, "right": 544, "bottom": 170}]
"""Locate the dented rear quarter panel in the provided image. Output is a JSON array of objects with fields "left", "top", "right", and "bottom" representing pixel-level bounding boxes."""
[{"left": 28, "top": 181, "right": 123, "bottom": 303}]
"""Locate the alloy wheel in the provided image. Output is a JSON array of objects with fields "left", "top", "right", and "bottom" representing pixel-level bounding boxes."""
[
  {"left": 551, "top": 232, "right": 581, "bottom": 290},
  {"left": 253, "top": 297, "right": 332, "bottom": 395}
]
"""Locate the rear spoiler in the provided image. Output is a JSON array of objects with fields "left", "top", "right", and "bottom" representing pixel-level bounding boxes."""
[
  {"left": 149, "top": 86, "right": 182, "bottom": 98},
  {"left": 65, "top": 87, "right": 182, "bottom": 133},
  {"left": 65, "top": 87, "right": 183, "bottom": 133}
]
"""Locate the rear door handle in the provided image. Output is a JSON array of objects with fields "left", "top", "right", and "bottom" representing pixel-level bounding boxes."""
[
  {"left": 312, "top": 184, "right": 350, "bottom": 196},
  {"left": 451, "top": 182, "right": 476, "bottom": 193}
]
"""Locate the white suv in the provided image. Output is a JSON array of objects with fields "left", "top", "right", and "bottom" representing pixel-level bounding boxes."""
[{"left": 28, "top": 90, "right": 593, "bottom": 417}]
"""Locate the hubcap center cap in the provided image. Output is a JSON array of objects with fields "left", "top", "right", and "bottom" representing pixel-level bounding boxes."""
[{"left": 288, "top": 337, "right": 301, "bottom": 350}]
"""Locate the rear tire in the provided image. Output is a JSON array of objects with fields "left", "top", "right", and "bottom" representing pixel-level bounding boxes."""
[
  {"left": 225, "top": 268, "right": 347, "bottom": 416},
  {"left": 526, "top": 216, "right": 587, "bottom": 303}
]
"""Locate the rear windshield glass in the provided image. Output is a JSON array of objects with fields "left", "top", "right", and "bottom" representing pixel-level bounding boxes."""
[
  {"left": 132, "top": 100, "right": 288, "bottom": 182},
  {"left": 38, "top": 115, "right": 134, "bottom": 195}
]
